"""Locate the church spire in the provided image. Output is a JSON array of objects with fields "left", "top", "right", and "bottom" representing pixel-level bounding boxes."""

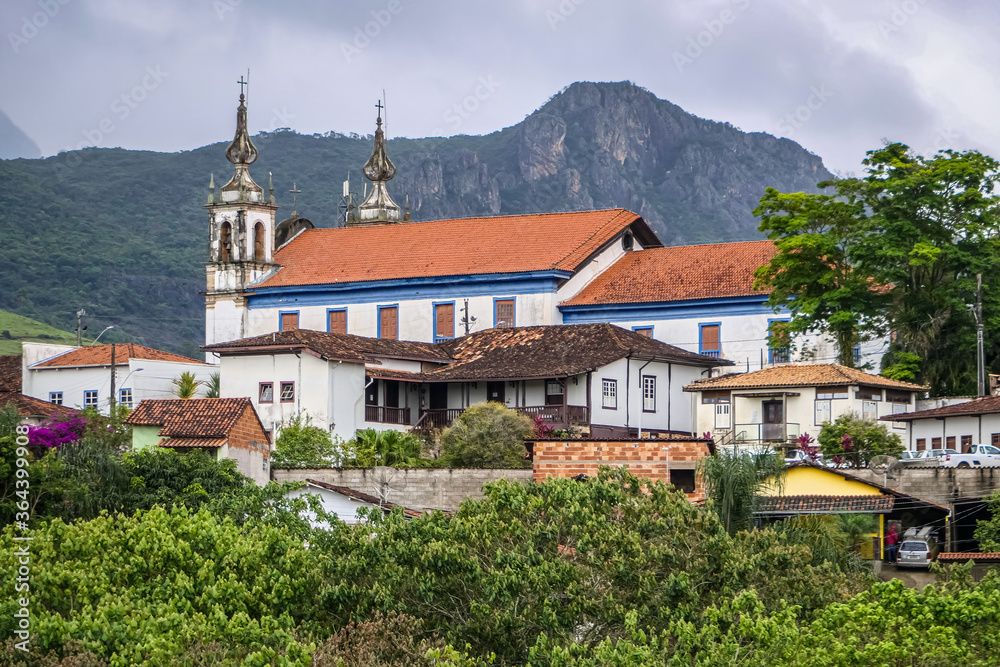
[
  {"left": 220, "top": 77, "right": 262, "bottom": 203},
  {"left": 355, "top": 99, "right": 401, "bottom": 224}
]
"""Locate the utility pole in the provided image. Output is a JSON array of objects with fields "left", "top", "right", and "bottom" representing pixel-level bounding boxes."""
[
  {"left": 75, "top": 309, "right": 87, "bottom": 346},
  {"left": 109, "top": 344, "right": 116, "bottom": 414},
  {"left": 977, "top": 274, "right": 985, "bottom": 397},
  {"left": 459, "top": 299, "right": 477, "bottom": 336}
]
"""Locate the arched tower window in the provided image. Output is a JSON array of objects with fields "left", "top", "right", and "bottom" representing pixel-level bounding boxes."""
[
  {"left": 219, "top": 221, "right": 232, "bottom": 262},
  {"left": 254, "top": 222, "right": 266, "bottom": 261}
]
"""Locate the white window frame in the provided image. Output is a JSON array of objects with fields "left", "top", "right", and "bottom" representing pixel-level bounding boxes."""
[
  {"left": 815, "top": 399, "right": 831, "bottom": 426},
  {"left": 84, "top": 390, "right": 98, "bottom": 408},
  {"left": 119, "top": 388, "right": 133, "bottom": 407},
  {"left": 280, "top": 381, "right": 295, "bottom": 403},
  {"left": 259, "top": 382, "right": 273, "bottom": 403},
  {"left": 862, "top": 400, "right": 878, "bottom": 421},
  {"left": 49, "top": 392, "right": 63, "bottom": 405},
  {"left": 602, "top": 379, "right": 617, "bottom": 409},
  {"left": 642, "top": 376, "right": 655, "bottom": 412}
]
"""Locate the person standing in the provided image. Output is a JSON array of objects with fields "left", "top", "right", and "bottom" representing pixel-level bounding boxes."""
[{"left": 885, "top": 525, "right": 899, "bottom": 564}]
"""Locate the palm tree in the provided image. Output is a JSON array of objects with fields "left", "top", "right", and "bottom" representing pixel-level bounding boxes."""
[
  {"left": 697, "top": 449, "right": 786, "bottom": 534},
  {"left": 204, "top": 372, "right": 221, "bottom": 399},
  {"left": 172, "top": 372, "right": 203, "bottom": 399}
]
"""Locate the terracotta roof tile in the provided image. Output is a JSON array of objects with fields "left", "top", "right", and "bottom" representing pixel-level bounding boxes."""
[
  {"left": 684, "top": 364, "right": 927, "bottom": 392},
  {"left": 0, "top": 391, "right": 80, "bottom": 419},
  {"left": 427, "top": 323, "right": 728, "bottom": 381},
  {"left": 758, "top": 494, "right": 895, "bottom": 514},
  {"left": 258, "top": 209, "right": 660, "bottom": 288},
  {"left": 34, "top": 344, "right": 208, "bottom": 368},
  {"left": 880, "top": 395, "right": 1000, "bottom": 422},
  {"left": 562, "top": 240, "right": 776, "bottom": 306},
  {"left": 125, "top": 397, "right": 267, "bottom": 441},
  {"left": 156, "top": 437, "right": 228, "bottom": 449},
  {"left": 0, "top": 355, "right": 21, "bottom": 392},
  {"left": 203, "top": 329, "right": 450, "bottom": 364},
  {"left": 938, "top": 552, "right": 1000, "bottom": 563}
]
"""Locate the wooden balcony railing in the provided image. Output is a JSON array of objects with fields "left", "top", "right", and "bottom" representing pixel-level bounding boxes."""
[{"left": 365, "top": 405, "right": 411, "bottom": 425}]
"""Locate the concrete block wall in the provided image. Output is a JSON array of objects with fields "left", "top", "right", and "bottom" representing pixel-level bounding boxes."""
[
  {"left": 530, "top": 438, "right": 711, "bottom": 500},
  {"left": 273, "top": 467, "right": 533, "bottom": 512}
]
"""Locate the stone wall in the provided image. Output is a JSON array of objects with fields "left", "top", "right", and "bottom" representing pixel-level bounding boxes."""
[
  {"left": 850, "top": 466, "right": 1000, "bottom": 504},
  {"left": 530, "top": 438, "right": 712, "bottom": 500},
  {"left": 273, "top": 467, "right": 533, "bottom": 512}
]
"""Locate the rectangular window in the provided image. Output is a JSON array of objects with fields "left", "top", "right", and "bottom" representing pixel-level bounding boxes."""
[
  {"left": 853, "top": 344, "right": 862, "bottom": 365},
  {"left": 378, "top": 305, "right": 398, "bottom": 340},
  {"left": 916, "top": 438, "right": 926, "bottom": 452},
  {"left": 545, "top": 380, "right": 564, "bottom": 406},
  {"left": 327, "top": 309, "right": 347, "bottom": 334},
  {"left": 816, "top": 387, "right": 849, "bottom": 400},
  {"left": 768, "top": 319, "right": 790, "bottom": 364},
  {"left": 84, "top": 390, "right": 98, "bottom": 408},
  {"left": 259, "top": 382, "right": 273, "bottom": 403},
  {"left": 699, "top": 323, "right": 721, "bottom": 358},
  {"left": 862, "top": 400, "right": 878, "bottom": 421},
  {"left": 669, "top": 469, "right": 696, "bottom": 494},
  {"left": 495, "top": 299, "right": 515, "bottom": 329},
  {"left": 434, "top": 302, "right": 455, "bottom": 341},
  {"left": 856, "top": 387, "right": 883, "bottom": 401},
  {"left": 633, "top": 326, "right": 653, "bottom": 338},
  {"left": 994, "top": 433, "right": 1000, "bottom": 448},
  {"left": 119, "top": 388, "right": 133, "bottom": 407},
  {"left": 701, "top": 390, "right": 731, "bottom": 404},
  {"left": 602, "top": 379, "right": 617, "bottom": 409},
  {"left": 946, "top": 436, "right": 956, "bottom": 449},
  {"left": 49, "top": 392, "right": 63, "bottom": 405},
  {"left": 932, "top": 437, "right": 942, "bottom": 449},
  {"left": 815, "top": 399, "right": 831, "bottom": 426},
  {"left": 280, "top": 312, "right": 299, "bottom": 331},
  {"left": 642, "top": 376, "right": 656, "bottom": 412},
  {"left": 280, "top": 382, "right": 294, "bottom": 403},
  {"left": 886, "top": 390, "right": 912, "bottom": 403},
  {"left": 961, "top": 435, "right": 973, "bottom": 452}
]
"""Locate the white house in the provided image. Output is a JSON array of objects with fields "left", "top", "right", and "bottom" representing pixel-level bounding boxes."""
[
  {"left": 881, "top": 396, "right": 1000, "bottom": 453},
  {"left": 204, "top": 323, "right": 728, "bottom": 441},
  {"left": 285, "top": 478, "right": 422, "bottom": 528},
  {"left": 684, "top": 364, "right": 926, "bottom": 446},
  {"left": 21, "top": 342, "right": 216, "bottom": 415}
]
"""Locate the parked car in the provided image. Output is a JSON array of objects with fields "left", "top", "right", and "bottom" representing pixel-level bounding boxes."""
[
  {"left": 784, "top": 450, "right": 823, "bottom": 466},
  {"left": 939, "top": 444, "right": 1000, "bottom": 469},
  {"left": 896, "top": 527, "right": 940, "bottom": 569}
]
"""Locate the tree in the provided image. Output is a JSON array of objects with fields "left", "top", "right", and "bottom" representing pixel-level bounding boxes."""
[
  {"left": 974, "top": 490, "right": 1000, "bottom": 551},
  {"left": 439, "top": 402, "right": 533, "bottom": 468},
  {"left": 171, "top": 371, "right": 203, "bottom": 398},
  {"left": 204, "top": 371, "right": 221, "bottom": 398},
  {"left": 755, "top": 144, "right": 1000, "bottom": 392},
  {"left": 817, "top": 412, "right": 903, "bottom": 467},
  {"left": 348, "top": 428, "right": 425, "bottom": 467},
  {"left": 697, "top": 449, "right": 786, "bottom": 534},
  {"left": 271, "top": 413, "right": 338, "bottom": 467}
]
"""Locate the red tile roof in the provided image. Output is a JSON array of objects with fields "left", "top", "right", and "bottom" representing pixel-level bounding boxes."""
[
  {"left": 562, "top": 240, "right": 776, "bottom": 306},
  {"left": 203, "top": 329, "right": 449, "bottom": 364},
  {"left": 0, "top": 355, "right": 21, "bottom": 392},
  {"left": 0, "top": 392, "right": 80, "bottom": 419},
  {"left": 685, "top": 364, "right": 927, "bottom": 392},
  {"left": 156, "top": 437, "right": 228, "bottom": 449},
  {"left": 33, "top": 344, "right": 208, "bottom": 368},
  {"left": 258, "top": 209, "right": 659, "bottom": 288},
  {"left": 880, "top": 395, "right": 1000, "bottom": 422},
  {"left": 125, "top": 397, "right": 267, "bottom": 441},
  {"left": 758, "top": 494, "right": 895, "bottom": 514},
  {"left": 938, "top": 552, "right": 1000, "bottom": 563}
]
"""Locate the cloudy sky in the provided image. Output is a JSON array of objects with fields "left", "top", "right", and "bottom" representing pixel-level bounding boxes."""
[{"left": 1, "top": 0, "right": 997, "bottom": 174}]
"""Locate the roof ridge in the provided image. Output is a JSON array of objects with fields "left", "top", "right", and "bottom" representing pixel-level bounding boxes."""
[{"left": 551, "top": 209, "right": 631, "bottom": 270}]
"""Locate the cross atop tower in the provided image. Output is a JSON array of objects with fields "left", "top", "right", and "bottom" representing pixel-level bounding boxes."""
[
  {"left": 375, "top": 99, "right": 383, "bottom": 119},
  {"left": 237, "top": 75, "right": 248, "bottom": 97}
]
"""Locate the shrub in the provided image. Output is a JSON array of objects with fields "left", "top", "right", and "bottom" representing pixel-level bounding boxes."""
[
  {"left": 817, "top": 412, "right": 903, "bottom": 467},
  {"left": 439, "top": 402, "right": 533, "bottom": 468},
  {"left": 271, "top": 413, "right": 338, "bottom": 467}
]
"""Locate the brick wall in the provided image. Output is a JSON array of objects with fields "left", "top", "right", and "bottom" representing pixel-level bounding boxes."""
[
  {"left": 225, "top": 407, "right": 271, "bottom": 485},
  {"left": 272, "top": 467, "right": 533, "bottom": 512},
  {"left": 530, "top": 438, "right": 711, "bottom": 501}
]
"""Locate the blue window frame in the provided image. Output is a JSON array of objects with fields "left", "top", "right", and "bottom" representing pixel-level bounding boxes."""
[
  {"left": 853, "top": 344, "right": 862, "bottom": 365},
  {"left": 699, "top": 322, "right": 721, "bottom": 358},
  {"left": 84, "top": 390, "right": 98, "bottom": 408},
  {"left": 377, "top": 304, "right": 399, "bottom": 339},
  {"left": 494, "top": 297, "right": 516, "bottom": 328},
  {"left": 49, "top": 391, "right": 63, "bottom": 405},
  {"left": 768, "top": 318, "right": 791, "bottom": 364},
  {"left": 119, "top": 388, "right": 133, "bottom": 407},
  {"left": 433, "top": 300, "right": 456, "bottom": 342},
  {"left": 278, "top": 310, "right": 299, "bottom": 331},
  {"left": 326, "top": 308, "right": 347, "bottom": 334}
]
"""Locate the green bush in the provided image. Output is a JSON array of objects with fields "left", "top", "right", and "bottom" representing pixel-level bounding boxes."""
[
  {"left": 439, "top": 402, "right": 533, "bottom": 468},
  {"left": 347, "top": 429, "right": 425, "bottom": 467},
  {"left": 271, "top": 413, "right": 338, "bottom": 467},
  {"left": 817, "top": 412, "right": 903, "bottom": 467}
]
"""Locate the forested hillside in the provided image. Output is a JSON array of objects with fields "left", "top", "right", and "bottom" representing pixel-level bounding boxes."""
[{"left": 0, "top": 81, "right": 831, "bottom": 355}]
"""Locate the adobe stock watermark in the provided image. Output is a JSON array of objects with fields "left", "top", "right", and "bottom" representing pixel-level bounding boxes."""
[
  {"left": 213, "top": 0, "right": 242, "bottom": 21},
  {"left": 53, "top": 65, "right": 168, "bottom": 180},
  {"left": 931, "top": 125, "right": 961, "bottom": 153},
  {"left": 433, "top": 75, "right": 502, "bottom": 134},
  {"left": 673, "top": 0, "right": 751, "bottom": 73},
  {"left": 12, "top": 424, "right": 32, "bottom": 652},
  {"left": 546, "top": 0, "right": 586, "bottom": 31},
  {"left": 877, "top": 0, "right": 929, "bottom": 40},
  {"left": 775, "top": 84, "right": 834, "bottom": 137},
  {"left": 8, "top": 0, "right": 73, "bottom": 54},
  {"left": 340, "top": 0, "right": 411, "bottom": 63}
]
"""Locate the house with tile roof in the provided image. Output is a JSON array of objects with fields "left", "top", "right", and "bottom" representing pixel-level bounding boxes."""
[
  {"left": 684, "top": 364, "right": 926, "bottom": 447},
  {"left": 284, "top": 478, "right": 423, "bottom": 527},
  {"left": 21, "top": 342, "right": 216, "bottom": 416},
  {"left": 204, "top": 323, "right": 728, "bottom": 441},
  {"left": 880, "top": 395, "right": 1000, "bottom": 453},
  {"left": 0, "top": 355, "right": 79, "bottom": 424},
  {"left": 124, "top": 397, "right": 270, "bottom": 484}
]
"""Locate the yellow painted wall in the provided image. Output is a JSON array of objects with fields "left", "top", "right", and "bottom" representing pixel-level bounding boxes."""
[{"left": 762, "top": 466, "right": 884, "bottom": 496}]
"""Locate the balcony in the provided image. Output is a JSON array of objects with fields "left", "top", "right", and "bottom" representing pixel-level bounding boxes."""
[
  {"left": 365, "top": 405, "right": 411, "bottom": 426},
  {"left": 731, "top": 422, "right": 801, "bottom": 444}
]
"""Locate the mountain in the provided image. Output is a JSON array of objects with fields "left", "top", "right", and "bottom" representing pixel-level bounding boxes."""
[
  {"left": 0, "top": 81, "right": 831, "bottom": 356},
  {"left": 0, "top": 309, "right": 79, "bottom": 356},
  {"left": 0, "top": 110, "right": 41, "bottom": 160}
]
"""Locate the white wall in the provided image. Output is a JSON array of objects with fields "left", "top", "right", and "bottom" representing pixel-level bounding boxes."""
[
  {"left": 285, "top": 486, "right": 382, "bottom": 526},
  {"left": 589, "top": 359, "right": 703, "bottom": 435},
  {"left": 909, "top": 415, "right": 999, "bottom": 451}
]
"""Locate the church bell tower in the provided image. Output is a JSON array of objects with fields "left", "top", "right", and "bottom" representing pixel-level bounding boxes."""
[{"left": 205, "top": 78, "right": 279, "bottom": 348}]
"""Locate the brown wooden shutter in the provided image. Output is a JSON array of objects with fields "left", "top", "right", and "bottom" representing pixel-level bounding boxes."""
[
  {"left": 636, "top": 328, "right": 652, "bottom": 338},
  {"left": 380, "top": 307, "right": 397, "bottom": 340},
  {"left": 328, "top": 310, "right": 347, "bottom": 334},
  {"left": 436, "top": 303, "right": 454, "bottom": 339},
  {"left": 281, "top": 312, "right": 298, "bottom": 331},
  {"left": 701, "top": 324, "right": 720, "bottom": 353},
  {"left": 496, "top": 299, "right": 515, "bottom": 328}
]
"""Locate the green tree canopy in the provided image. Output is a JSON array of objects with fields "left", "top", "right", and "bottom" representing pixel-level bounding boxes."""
[{"left": 439, "top": 402, "right": 533, "bottom": 468}]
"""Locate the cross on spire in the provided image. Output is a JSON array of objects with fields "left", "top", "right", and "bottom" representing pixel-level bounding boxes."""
[
  {"left": 375, "top": 99, "right": 383, "bottom": 119},
  {"left": 237, "top": 75, "right": 248, "bottom": 97}
]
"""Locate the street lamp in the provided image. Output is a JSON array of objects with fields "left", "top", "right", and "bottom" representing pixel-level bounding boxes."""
[{"left": 91, "top": 325, "right": 115, "bottom": 345}]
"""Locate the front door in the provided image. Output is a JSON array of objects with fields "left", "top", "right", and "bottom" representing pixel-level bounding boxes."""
[
  {"left": 384, "top": 381, "right": 399, "bottom": 408},
  {"left": 763, "top": 400, "right": 784, "bottom": 441},
  {"left": 487, "top": 381, "right": 505, "bottom": 405},
  {"left": 429, "top": 384, "right": 448, "bottom": 410},
  {"left": 714, "top": 403, "right": 731, "bottom": 429}
]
